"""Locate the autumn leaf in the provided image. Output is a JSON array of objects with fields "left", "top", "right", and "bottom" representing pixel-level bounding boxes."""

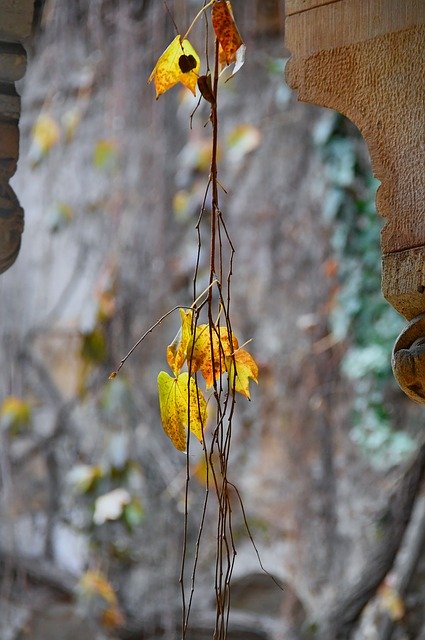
[
  {"left": 226, "top": 348, "right": 259, "bottom": 399},
  {"left": 79, "top": 570, "right": 118, "bottom": 606},
  {"left": 211, "top": 0, "right": 245, "bottom": 76},
  {"left": 79, "top": 570, "right": 125, "bottom": 629},
  {"left": 29, "top": 113, "right": 60, "bottom": 166},
  {"left": 101, "top": 606, "right": 125, "bottom": 629},
  {"left": 148, "top": 35, "right": 200, "bottom": 98},
  {"left": 167, "top": 308, "right": 193, "bottom": 375},
  {"left": 0, "top": 396, "right": 31, "bottom": 433},
  {"left": 158, "top": 371, "right": 207, "bottom": 451},
  {"left": 378, "top": 582, "right": 405, "bottom": 621},
  {"left": 188, "top": 324, "right": 238, "bottom": 388}
]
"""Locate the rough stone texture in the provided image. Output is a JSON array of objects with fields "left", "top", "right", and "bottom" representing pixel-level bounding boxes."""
[
  {"left": 285, "top": 0, "right": 425, "bottom": 395},
  {"left": 0, "top": 0, "right": 34, "bottom": 275},
  {"left": 383, "top": 248, "right": 425, "bottom": 321},
  {"left": 0, "top": 119, "right": 19, "bottom": 178},
  {"left": 0, "top": 42, "right": 27, "bottom": 82},
  {"left": 0, "top": 0, "right": 34, "bottom": 42}
]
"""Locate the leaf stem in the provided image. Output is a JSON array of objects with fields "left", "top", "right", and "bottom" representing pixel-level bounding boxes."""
[
  {"left": 183, "top": 0, "right": 215, "bottom": 41},
  {"left": 191, "top": 279, "right": 219, "bottom": 310},
  {"left": 110, "top": 305, "right": 190, "bottom": 378}
]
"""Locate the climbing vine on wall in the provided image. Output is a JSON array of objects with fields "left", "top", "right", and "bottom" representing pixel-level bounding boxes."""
[{"left": 316, "top": 113, "right": 415, "bottom": 468}]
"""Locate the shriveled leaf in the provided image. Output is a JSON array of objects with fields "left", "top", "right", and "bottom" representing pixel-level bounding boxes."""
[
  {"left": 167, "top": 308, "right": 193, "bottom": 375},
  {"left": 212, "top": 1, "right": 244, "bottom": 68},
  {"left": 189, "top": 324, "right": 238, "bottom": 388},
  {"left": 148, "top": 35, "right": 200, "bottom": 98},
  {"left": 157, "top": 371, "right": 207, "bottom": 451},
  {"left": 197, "top": 74, "right": 215, "bottom": 104},
  {"left": 226, "top": 348, "right": 259, "bottom": 399}
]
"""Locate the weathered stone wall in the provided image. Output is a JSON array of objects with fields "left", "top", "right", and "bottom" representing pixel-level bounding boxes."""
[{"left": 0, "top": 0, "right": 34, "bottom": 274}]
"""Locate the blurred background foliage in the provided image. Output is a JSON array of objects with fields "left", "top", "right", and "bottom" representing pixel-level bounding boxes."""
[{"left": 0, "top": 1, "right": 424, "bottom": 639}]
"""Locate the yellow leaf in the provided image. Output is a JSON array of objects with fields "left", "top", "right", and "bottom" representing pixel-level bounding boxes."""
[
  {"left": 167, "top": 309, "right": 193, "bottom": 375},
  {"left": 29, "top": 113, "right": 60, "bottom": 165},
  {"left": 157, "top": 371, "right": 207, "bottom": 451},
  {"left": 226, "top": 348, "right": 259, "bottom": 399},
  {"left": 148, "top": 35, "right": 200, "bottom": 98},
  {"left": 188, "top": 324, "right": 238, "bottom": 388},
  {"left": 212, "top": 1, "right": 244, "bottom": 66},
  {"left": 32, "top": 114, "right": 60, "bottom": 152},
  {"left": 0, "top": 396, "right": 31, "bottom": 432},
  {"left": 79, "top": 570, "right": 118, "bottom": 606},
  {"left": 379, "top": 583, "right": 405, "bottom": 621}
]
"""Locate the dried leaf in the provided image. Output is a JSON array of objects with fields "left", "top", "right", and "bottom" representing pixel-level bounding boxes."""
[
  {"left": 212, "top": 1, "right": 244, "bottom": 67},
  {"left": 148, "top": 35, "right": 200, "bottom": 98},
  {"left": 189, "top": 324, "right": 238, "bottom": 388},
  {"left": 80, "top": 570, "right": 118, "bottom": 606},
  {"left": 197, "top": 74, "right": 215, "bottom": 104},
  {"left": 226, "top": 348, "right": 259, "bottom": 399},
  {"left": 167, "top": 308, "right": 193, "bottom": 375},
  {"left": 157, "top": 371, "right": 207, "bottom": 451}
]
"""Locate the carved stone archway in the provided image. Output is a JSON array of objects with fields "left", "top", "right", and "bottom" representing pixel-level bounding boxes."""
[{"left": 285, "top": 0, "right": 425, "bottom": 402}]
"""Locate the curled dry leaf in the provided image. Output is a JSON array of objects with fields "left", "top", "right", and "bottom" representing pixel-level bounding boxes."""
[
  {"left": 211, "top": 0, "right": 245, "bottom": 76},
  {"left": 148, "top": 35, "right": 200, "bottom": 98}
]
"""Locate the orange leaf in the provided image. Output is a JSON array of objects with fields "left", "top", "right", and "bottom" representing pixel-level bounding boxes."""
[
  {"left": 226, "top": 348, "right": 259, "bottom": 399},
  {"left": 167, "top": 309, "right": 193, "bottom": 375},
  {"left": 212, "top": 1, "right": 244, "bottom": 66},
  {"left": 188, "top": 324, "right": 238, "bottom": 388},
  {"left": 79, "top": 570, "right": 118, "bottom": 606}
]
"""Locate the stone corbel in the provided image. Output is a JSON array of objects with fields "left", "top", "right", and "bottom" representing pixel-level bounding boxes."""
[
  {"left": 0, "top": 0, "right": 34, "bottom": 274},
  {"left": 285, "top": 0, "right": 425, "bottom": 402}
]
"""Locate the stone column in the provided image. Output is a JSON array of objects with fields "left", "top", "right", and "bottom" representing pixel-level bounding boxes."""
[
  {"left": 0, "top": 0, "right": 35, "bottom": 274},
  {"left": 285, "top": 0, "right": 425, "bottom": 402}
]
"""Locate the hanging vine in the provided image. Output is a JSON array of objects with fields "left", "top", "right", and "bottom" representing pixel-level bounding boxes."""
[{"left": 110, "top": 2, "right": 263, "bottom": 637}]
